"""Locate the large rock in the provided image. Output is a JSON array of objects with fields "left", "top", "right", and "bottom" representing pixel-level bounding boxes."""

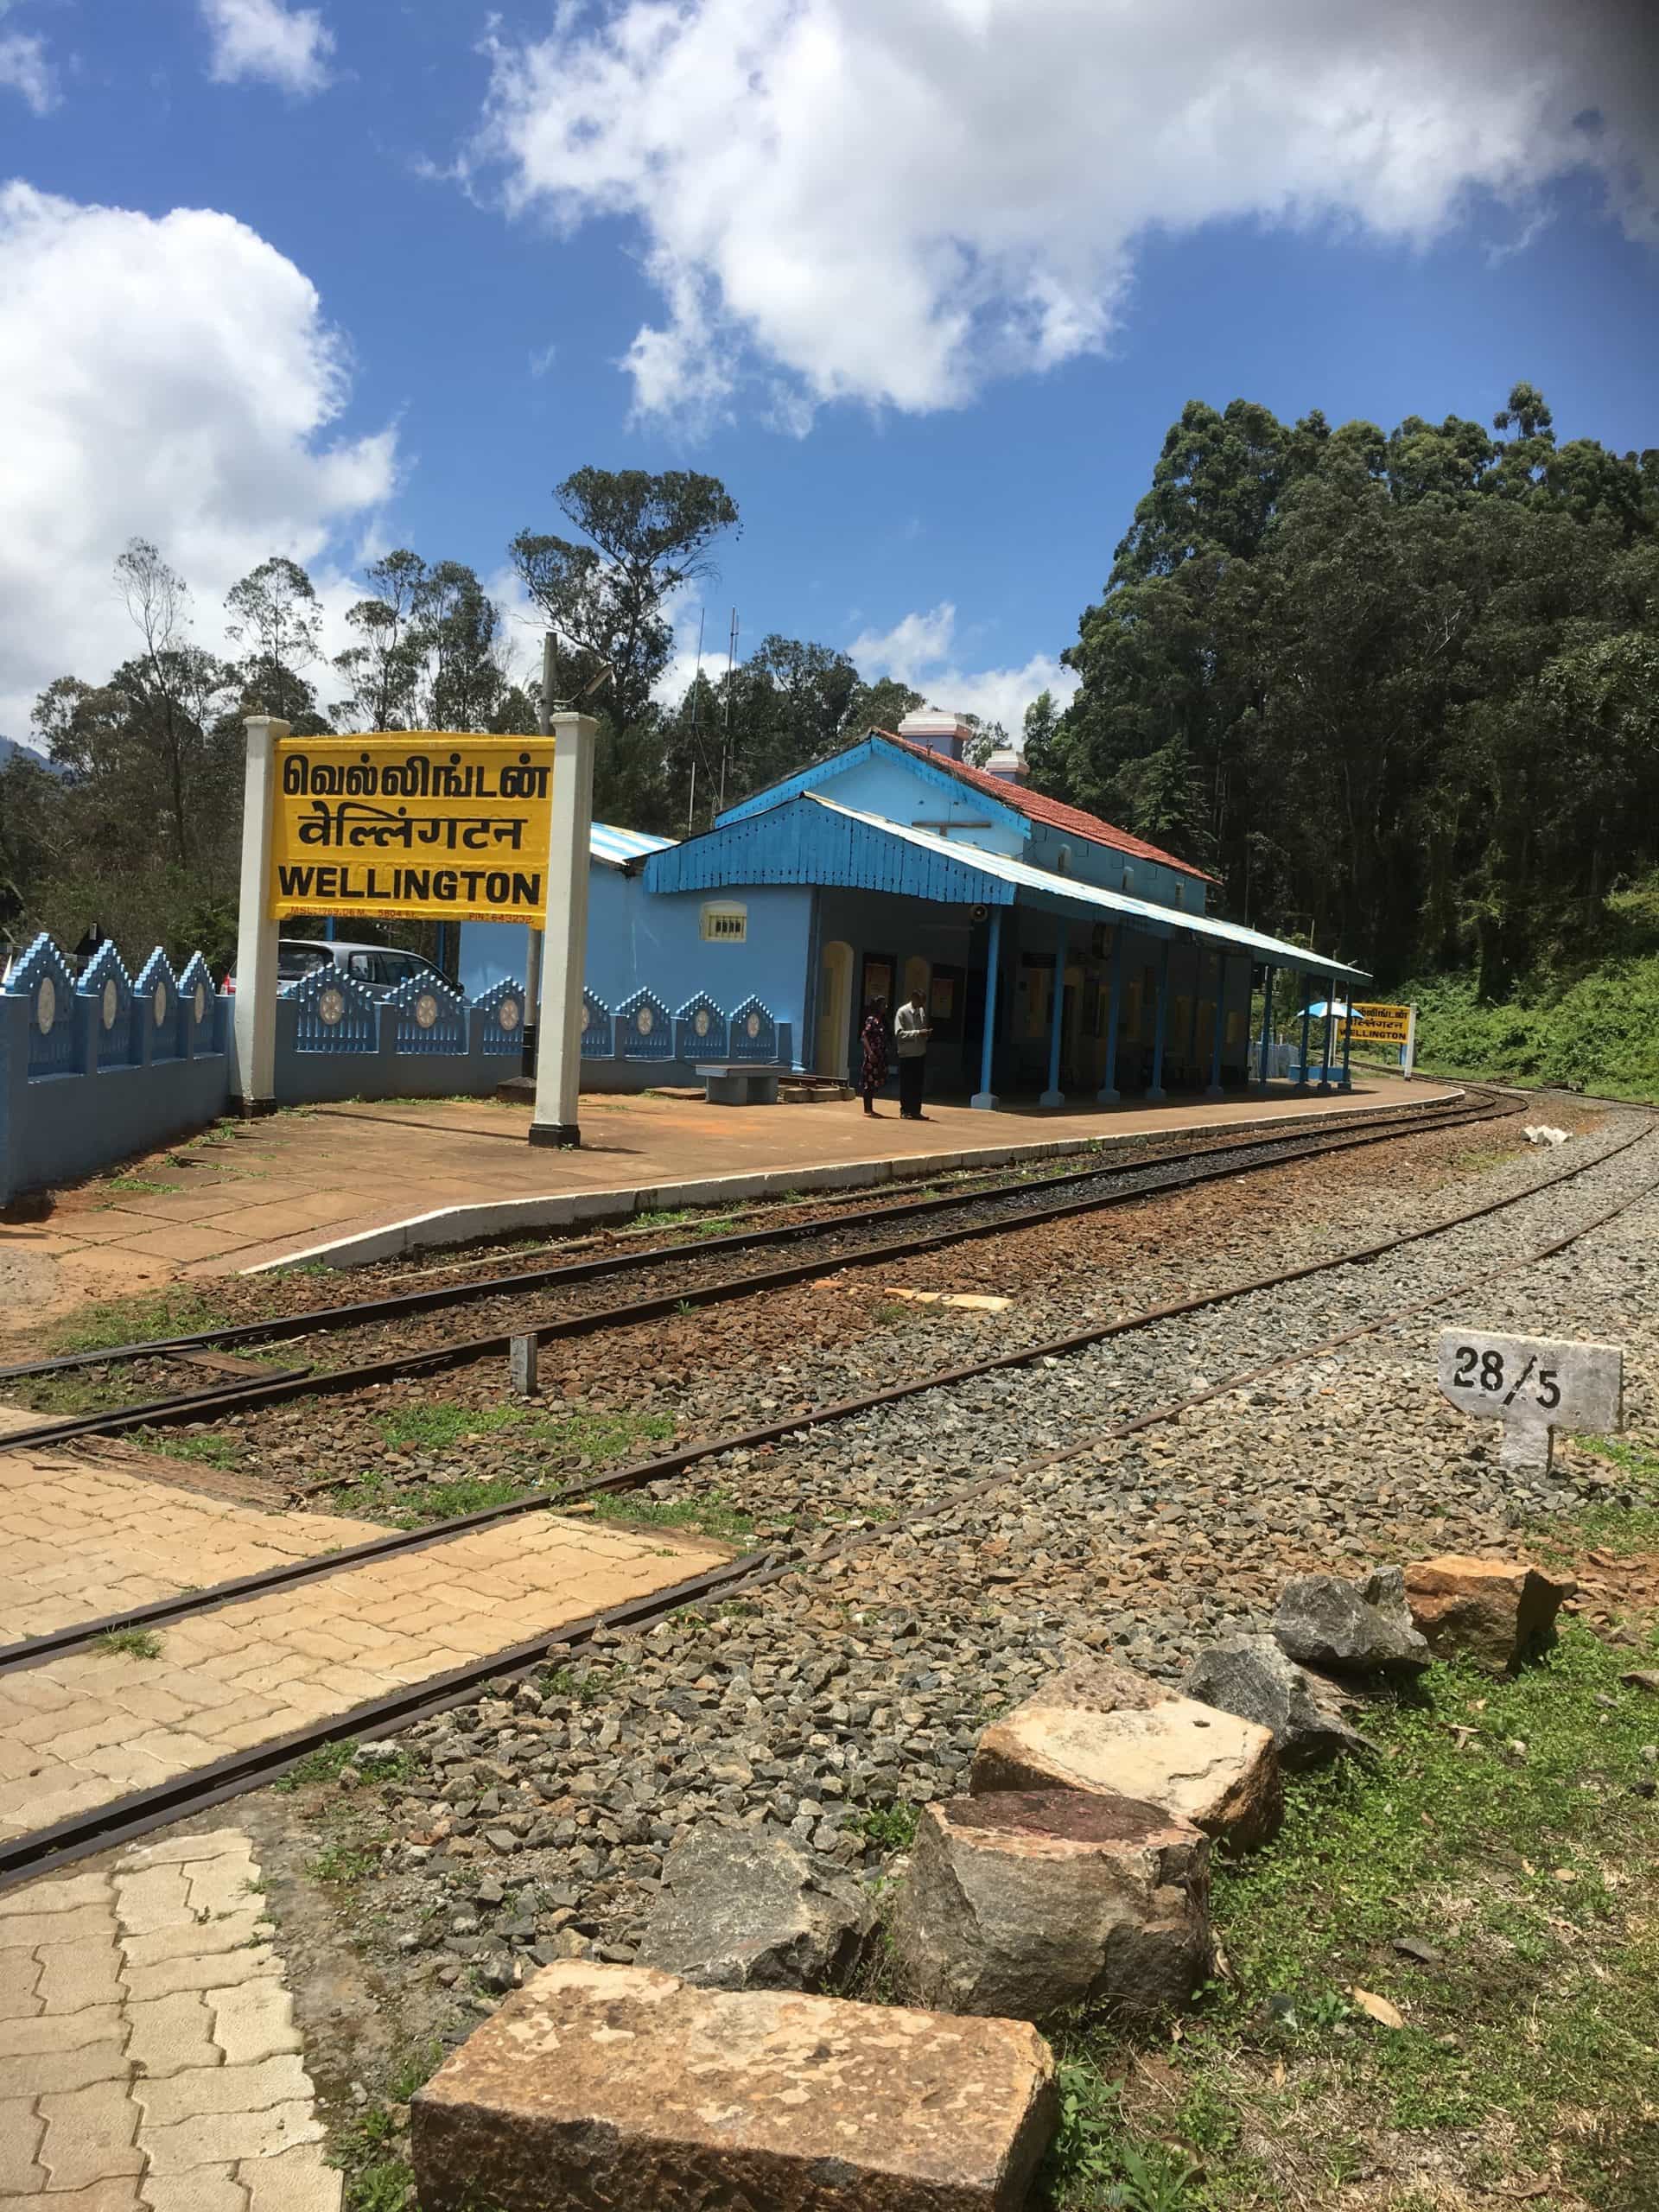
[
  {"left": 1404, "top": 1556, "right": 1577, "bottom": 1672},
  {"left": 1182, "top": 1638, "right": 1377, "bottom": 1769},
  {"left": 411, "top": 1961, "right": 1057, "bottom": 2212},
  {"left": 1273, "top": 1570, "right": 1432, "bottom": 1680},
  {"left": 889, "top": 1789, "right": 1211, "bottom": 2022},
  {"left": 636, "top": 1824, "right": 874, "bottom": 1993},
  {"left": 969, "top": 1660, "right": 1281, "bottom": 1848}
]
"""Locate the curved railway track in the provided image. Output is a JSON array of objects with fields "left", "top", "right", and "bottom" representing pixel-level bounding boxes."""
[
  {"left": 0, "top": 1090, "right": 1510, "bottom": 1450},
  {"left": 1, "top": 1096, "right": 1652, "bottom": 1891}
]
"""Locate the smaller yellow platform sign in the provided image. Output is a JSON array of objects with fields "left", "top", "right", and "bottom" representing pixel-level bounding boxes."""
[
  {"left": 270, "top": 734, "right": 554, "bottom": 925},
  {"left": 1348, "top": 1001, "right": 1412, "bottom": 1045}
]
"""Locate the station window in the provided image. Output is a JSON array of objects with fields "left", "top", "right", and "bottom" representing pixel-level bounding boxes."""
[{"left": 700, "top": 902, "right": 748, "bottom": 943}]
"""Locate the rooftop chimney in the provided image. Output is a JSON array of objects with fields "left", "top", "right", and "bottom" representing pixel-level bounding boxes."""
[
  {"left": 896, "top": 709, "right": 973, "bottom": 762},
  {"left": 982, "top": 747, "right": 1029, "bottom": 785}
]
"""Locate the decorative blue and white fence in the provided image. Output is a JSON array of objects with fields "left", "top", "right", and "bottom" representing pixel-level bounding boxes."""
[
  {"left": 0, "top": 933, "right": 230, "bottom": 1205},
  {"left": 1, "top": 933, "right": 800, "bottom": 1202},
  {"left": 575, "top": 990, "right": 791, "bottom": 1088}
]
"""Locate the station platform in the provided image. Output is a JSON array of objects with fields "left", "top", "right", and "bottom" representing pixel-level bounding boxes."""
[{"left": 0, "top": 1072, "right": 1458, "bottom": 1319}]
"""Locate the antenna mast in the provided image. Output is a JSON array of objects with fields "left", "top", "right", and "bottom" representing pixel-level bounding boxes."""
[
  {"left": 687, "top": 607, "right": 706, "bottom": 837},
  {"left": 717, "top": 607, "right": 739, "bottom": 813}
]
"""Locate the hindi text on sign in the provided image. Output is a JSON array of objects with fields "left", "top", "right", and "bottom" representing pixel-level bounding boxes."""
[{"left": 270, "top": 734, "right": 553, "bottom": 925}]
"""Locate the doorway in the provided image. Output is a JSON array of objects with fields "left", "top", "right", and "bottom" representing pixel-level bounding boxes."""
[{"left": 817, "top": 939, "right": 855, "bottom": 1078}]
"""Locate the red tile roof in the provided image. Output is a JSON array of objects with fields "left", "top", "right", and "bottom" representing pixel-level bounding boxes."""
[{"left": 874, "top": 729, "right": 1217, "bottom": 883}]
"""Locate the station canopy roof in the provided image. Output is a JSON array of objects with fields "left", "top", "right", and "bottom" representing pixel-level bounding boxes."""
[
  {"left": 592, "top": 822, "right": 676, "bottom": 868},
  {"left": 642, "top": 791, "right": 1370, "bottom": 982}
]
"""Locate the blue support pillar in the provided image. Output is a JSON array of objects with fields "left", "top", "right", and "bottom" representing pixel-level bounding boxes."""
[
  {"left": 1206, "top": 953, "right": 1225, "bottom": 1099},
  {"left": 1319, "top": 975, "right": 1336, "bottom": 1092},
  {"left": 1146, "top": 937, "right": 1172, "bottom": 1102},
  {"left": 1039, "top": 921, "right": 1068, "bottom": 1108},
  {"left": 1185, "top": 945, "right": 1203, "bottom": 1082},
  {"left": 1296, "top": 975, "right": 1313, "bottom": 1092},
  {"left": 1256, "top": 963, "right": 1275, "bottom": 1089},
  {"left": 1340, "top": 989, "right": 1354, "bottom": 1092},
  {"left": 971, "top": 907, "right": 1003, "bottom": 1110},
  {"left": 1097, "top": 929, "right": 1124, "bottom": 1103}
]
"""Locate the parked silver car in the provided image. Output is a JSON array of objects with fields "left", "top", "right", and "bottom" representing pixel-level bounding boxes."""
[{"left": 225, "top": 939, "right": 450, "bottom": 999}]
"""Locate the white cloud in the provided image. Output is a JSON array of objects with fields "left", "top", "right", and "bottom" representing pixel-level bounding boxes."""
[
  {"left": 0, "top": 27, "right": 56, "bottom": 113},
  {"left": 474, "top": 0, "right": 1659, "bottom": 423},
  {"left": 0, "top": 185, "right": 397, "bottom": 738},
  {"left": 850, "top": 601, "right": 1077, "bottom": 738},
  {"left": 200, "top": 0, "right": 334, "bottom": 96}
]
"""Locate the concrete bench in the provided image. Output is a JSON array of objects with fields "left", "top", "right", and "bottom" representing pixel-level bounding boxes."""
[{"left": 695, "top": 1062, "right": 785, "bottom": 1105}]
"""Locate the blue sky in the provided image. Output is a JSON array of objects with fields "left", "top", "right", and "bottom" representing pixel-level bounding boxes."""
[{"left": 2, "top": 0, "right": 1656, "bottom": 741}]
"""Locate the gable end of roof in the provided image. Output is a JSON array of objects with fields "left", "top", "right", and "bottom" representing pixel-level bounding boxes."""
[{"left": 873, "top": 729, "right": 1217, "bottom": 884}]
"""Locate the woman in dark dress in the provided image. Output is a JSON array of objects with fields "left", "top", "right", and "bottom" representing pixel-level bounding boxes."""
[{"left": 859, "top": 1000, "right": 889, "bottom": 1115}]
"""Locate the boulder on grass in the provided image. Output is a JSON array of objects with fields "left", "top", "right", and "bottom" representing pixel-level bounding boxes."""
[
  {"left": 636, "top": 1824, "right": 874, "bottom": 1993},
  {"left": 1182, "top": 1638, "right": 1377, "bottom": 1769},
  {"left": 411, "top": 1961, "right": 1057, "bottom": 2212},
  {"left": 969, "top": 1660, "right": 1281, "bottom": 1848},
  {"left": 890, "top": 1789, "right": 1211, "bottom": 2022},
  {"left": 1273, "top": 1571, "right": 1432, "bottom": 1680},
  {"left": 1403, "top": 1556, "right": 1577, "bottom": 1672}
]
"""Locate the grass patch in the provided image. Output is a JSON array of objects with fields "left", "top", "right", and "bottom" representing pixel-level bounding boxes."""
[
  {"left": 102, "top": 1174, "right": 182, "bottom": 1196},
  {"left": 96, "top": 1627, "right": 162, "bottom": 1660},
  {"left": 370, "top": 1400, "right": 673, "bottom": 1462},
  {"left": 46, "top": 1287, "right": 238, "bottom": 1356},
  {"left": 137, "top": 1430, "right": 247, "bottom": 1471},
  {"left": 332, "top": 1472, "right": 532, "bottom": 1527},
  {"left": 1045, "top": 1612, "right": 1659, "bottom": 2209},
  {"left": 849, "top": 1800, "right": 918, "bottom": 1853},
  {"left": 310, "top": 1840, "right": 381, "bottom": 1884},
  {"left": 275, "top": 1738, "right": 424, "bottom": 1794},
  {"left": 588, "top": 1487, "right": 760, "bottom": 1546}
]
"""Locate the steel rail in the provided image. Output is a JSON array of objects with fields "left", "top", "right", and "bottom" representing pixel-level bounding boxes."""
[
  {"left": 5, "top": 1104, "right": 1646, "bottom": 1680},
  {"left": 0, "top": 1092, "right": 1484, "bottom": 1385},
  {"left": 0, "top": 1096, "right": 1510, "bottom": 1452},
  {"left": 2, "top": 1111, "right": 1651, "bottom": 1893}
]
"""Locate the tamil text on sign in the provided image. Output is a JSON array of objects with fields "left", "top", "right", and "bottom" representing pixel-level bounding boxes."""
[
  {"left": 270, "top": 734, "right": 554, "bottom": 925},
  {"left": 1348, "top": 1001, "right": 1411, "bottom": 1044}
]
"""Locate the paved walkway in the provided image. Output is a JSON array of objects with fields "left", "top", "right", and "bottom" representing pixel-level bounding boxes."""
[
  {"left": 0, "top": 1449, "right": 384, "bottom": 1646},
  {"left": 1, "top": 1826, "right": 335, "bottom": 2212},
  {"left": 0, "top": 1074, "right": 1452, "bottom": 1316},
  {"left": 0, "top": 1456, "right": 727, "bottom": 1848}
]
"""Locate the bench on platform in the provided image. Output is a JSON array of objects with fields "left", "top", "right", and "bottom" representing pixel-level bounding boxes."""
[{"left": 695, "top": 1062, "right": 787, "bottom": 1105}]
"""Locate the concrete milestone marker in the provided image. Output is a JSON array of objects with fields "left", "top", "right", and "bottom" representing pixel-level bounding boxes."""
[
  {"left": 1437, "top": 1327, "right": 1623, "bottom": 1471},
  {"left": 412, "top": 1961, "right": 1057, "bottom": 2212}
]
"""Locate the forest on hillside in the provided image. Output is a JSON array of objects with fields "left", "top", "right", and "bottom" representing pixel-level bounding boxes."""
[
  {"left": 1027, "top": 384, "right": 1659, "bottom": 995},
  {"left": 3, "top": 388, "right": 1655, "bottom": 1007}
]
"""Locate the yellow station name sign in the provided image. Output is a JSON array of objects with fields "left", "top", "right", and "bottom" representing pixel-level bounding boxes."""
[
  {"left": 1347, "top": 1000, "right": 1412, "bottom": 1045},
  {"left": 270, "top": 734, "right": 554, "bottom": 925}
]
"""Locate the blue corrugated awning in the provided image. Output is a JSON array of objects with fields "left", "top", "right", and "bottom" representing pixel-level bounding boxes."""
[
  {"left": 642, "top": 791, "right": 1369, "bottom": 981},
  {"left": 591, "top": 822, "right": 677, "bottom": 868}
]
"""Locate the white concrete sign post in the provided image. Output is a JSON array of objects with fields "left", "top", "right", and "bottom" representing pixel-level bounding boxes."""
[
  {"left": 1437, "top": 1326, "right": 1623, "bottom": 1471},
  {"left": 528, "top": 705, "right": 597, "bottom": 1150},
  {"left": 232, "top": 713, "right": 288, "bottom": 1114}
]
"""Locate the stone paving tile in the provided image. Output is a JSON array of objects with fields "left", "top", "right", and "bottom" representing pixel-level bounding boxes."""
[
  {"left": 0, "top": 1827, "right": 339, "bottom": 2212},
  {"left": 0, "top": 1452, "right": 383, "bottom": 1645},
  {"left": 0, "top": 1514, "right": 722, "bottom": 1844}
]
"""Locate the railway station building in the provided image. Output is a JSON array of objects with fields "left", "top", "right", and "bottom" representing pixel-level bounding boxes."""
[{"left": 459, "top": 713, "right": 1367, "bottom": 1106}]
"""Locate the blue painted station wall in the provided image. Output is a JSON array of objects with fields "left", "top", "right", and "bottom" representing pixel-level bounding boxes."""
[{"left": 458, "top": 862, "right": 815, "bottom": 1087}]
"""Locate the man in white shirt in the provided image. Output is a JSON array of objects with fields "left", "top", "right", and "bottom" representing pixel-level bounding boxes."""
[{"left": 893, "top": 988, "right": 931, "bottom": 1120}]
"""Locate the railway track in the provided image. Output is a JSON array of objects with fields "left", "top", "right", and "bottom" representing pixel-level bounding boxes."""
[
  {"left": 0, "top": 1090, "right": 1510, "bottom": 1449},
  {"left": 1, "top": 1097, "right": 1651, "bottom": 1891}
]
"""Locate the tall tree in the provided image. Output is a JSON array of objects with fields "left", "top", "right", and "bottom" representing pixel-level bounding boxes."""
[
  {"left": 510, "top": 468, "right": 740, "bottom": 740},
  {"left": 225, "top": 556, "right": 328, "bottom": 729}
]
